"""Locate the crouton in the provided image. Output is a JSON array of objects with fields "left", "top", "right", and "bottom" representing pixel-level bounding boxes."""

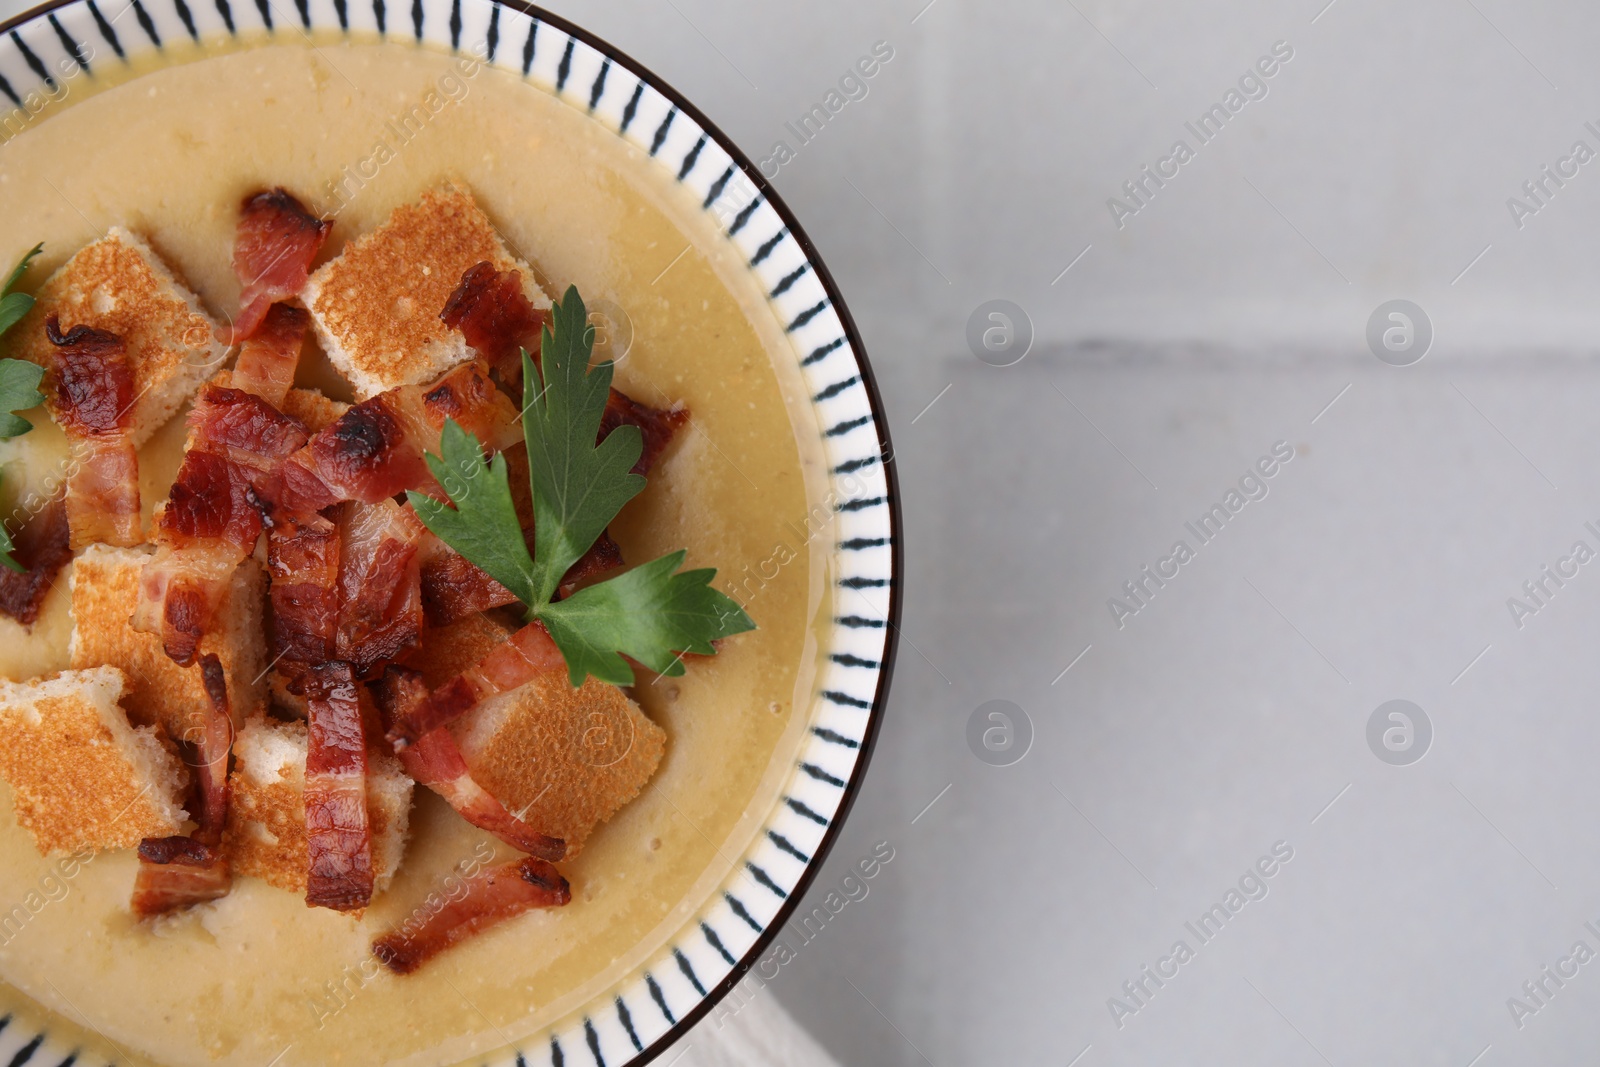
[
  {"left": 223, "top": 714, "right": 413, "bottom": 895},
  {"left": 68, "top": 544, "right": 266, "bottom": 739},
  {"left": 12, "top": 229, "right": 226, "bottom": 447},
  {"left": 302, "top": 185, "right": 550, "bottom": 398},
  {"left": 450, "top": 672, "right": 665, "bottom": 858},
  {"left": 402, "top": 611, "right": 514, "bottom": 688},
  {"left": 0, "top": 666, "right": 188, "bottom": 854},
  {"left": 277, "top": 387, "right": 349, "bottom": 433}
]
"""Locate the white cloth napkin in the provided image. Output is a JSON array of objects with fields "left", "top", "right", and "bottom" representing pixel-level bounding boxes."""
[{"left": 656, "top": 977, "right": 842, "bottom": 1067}]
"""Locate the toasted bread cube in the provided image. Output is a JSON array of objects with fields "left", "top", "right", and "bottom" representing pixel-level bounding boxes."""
[
  {"left": 403, "top": 612, "right": 515, "bottom": 688},
  {"left": 68, "top": 544, "right": 266, "bottom": 739},
  {"left": 451, "top": 673, "right": 665, "bottom": 858},
  {"left": 302, "top": 185, "right": 550, "bottom": 398},
  {"left": 223, "top": 715, "right": 413, "bottom": 895},
  {"left": 406, "top": 613, "right": 665, "bottom": 856},
  {"left": 277, "top": 386, "right": 350, "bottom": 433},
  {"left": 0, "top": 666, "right": 189, "bottom": 854},
  {"left": 13, "top": 229, "right": 226, "bottom": 447}
]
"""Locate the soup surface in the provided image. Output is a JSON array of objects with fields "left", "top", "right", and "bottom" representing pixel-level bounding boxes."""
[{"left": 0, "top": 36, "right": 830, "bottom": 1067}]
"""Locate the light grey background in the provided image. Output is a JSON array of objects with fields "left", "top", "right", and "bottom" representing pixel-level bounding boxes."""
[
  {"left": 16, "top": 0, "right": 1600, "bottom": 1062},
  {"left": 536, "top": 2, "right": 1600, "bottom": 1065}
]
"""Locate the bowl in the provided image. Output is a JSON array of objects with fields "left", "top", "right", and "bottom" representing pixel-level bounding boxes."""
[{"left": 0, "top": 2, "right": 900, "bottom": 1064}]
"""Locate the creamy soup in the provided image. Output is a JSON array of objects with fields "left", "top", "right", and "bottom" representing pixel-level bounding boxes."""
[{"left": 0, "top": 37, "right": 831, "bottom": 1067}]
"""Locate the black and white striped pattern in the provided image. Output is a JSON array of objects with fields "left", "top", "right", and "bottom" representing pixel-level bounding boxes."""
[{"left": 0, "top": 3, "right": 897, "bottom": 1065}]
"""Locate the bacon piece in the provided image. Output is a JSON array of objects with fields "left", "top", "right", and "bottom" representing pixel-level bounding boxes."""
[
  {"left": 418, "top": 543, "right": 517, "bottom": 625},
  {"left": 134, "top": 386, "right": 310, "bottom": 666},
  {"left": 374, "top": 668, "right": 565, "bottom": 860},
  {"left": 559, "top": 531, "right": 625, "bottom": 595},
  {"left": 131, "top": 656, "right": 235, "bottom": 916},
  {"left": 0, "top": 491, "right": 72, "bottom": 625},
  {"left": 302, "top": 661, "right": 373, "bottom": 912},
  {"left": 334, "top": 500, "right": 425, "bottom": 678},
  {"left": 229, "top": 303, "right": 309, "bottom": 408},
  {"left": 185, "top": 385, "right": 312, "bottom": 481},
  {"left": 131, "top": 838, "right": 231, "bottom": 916},
  {"left": 45, "top": 318, "right": 140, "bottom": 549},
  {"left": 65, "top": 437, "right": 140, "bottom": 549},
  {"left": 600, "top": 388, "right": 688, "bottom": 475},
  {"left": 190, "top": 654, "right": 234, "bottom": 846},
  {"left": 156, "top": 450, "right": 262, "bottom": 552},
  {"left": 439, "top": 262, "right": 546, "bottom": 380},
  {"left": 229, "top": 189, "right": 332, "bottom": 344},
  {"left": 270, "top": 361, "right": 520, "bottom": 514},
  {"left": 386, "top": 620, "right": 565, "bottom": 748},
  {"left": 131, "top": 542, "right": 243, "bottom": 669},
  {"left": 266, "top": 510, "right": 341, "bottom": 674},
  {"left": 372, "top": 856, "right": 569, "bottom": 975},
  {"left": 45, "top": 319, "right": 134, "bottom": 435}
]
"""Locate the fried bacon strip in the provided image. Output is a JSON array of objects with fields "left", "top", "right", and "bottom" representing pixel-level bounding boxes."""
[
  {"left": 303, "top": 661, "right": 373, "bottom": 912},
  {"left": 130, "top": 838, "right": 231, "bottom": 916},
  {"left": 372, "top": 856, "right": 570, "bottom": 975},
  {"left": 131, "top": 655, "right": 235, "bottom": 916},
  {"left": 132, "top": 543, "right": 240, "bottom": 669},
  {"left": 266, "top": 510, "right": 340, "bottom": 676},
  {"left": 190, "top": 655, "right": 235, "bottom": 844},
  {"left": 385, "top": 620, "right": 565, "bottom": 749},
  {"left": 416, "top": 539, "right": 517, "bottom": 625},
  {"left": 231, "top": 303, "right": 309, "bottom": 407},
  {"left": 134, "top": 385, "right": 311, "bottom": 665},
  {"left": 229, "top": 189, "right": 332, "bottom": 344},
  {"left": 183, "top": 384, "right": 313, "bottom": 488},
  {"left": 0, "top": 490, "right": 71, "bottom": 625},
  {"left": 45, "top": 317, "right": 140, "bottom": 550},
  {"left": 270, "top": 361, "right": 520, "bottom": 514},
  {"left": 600, "top": 388, "right": 689, "bottom": 476},
  {"left": 439, "top": 262, "right": 546, "bottom": 380},
  {"left": 374, "top": 667, "right": 565, "bottom": 860},
  {"left": 334, "top": 500, "right": 426, "bottom": 677}
]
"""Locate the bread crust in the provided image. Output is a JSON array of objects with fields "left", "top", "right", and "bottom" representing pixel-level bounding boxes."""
[
  {"left": 224, "top": 714, "right": 413, "bottom": 895},
  {"left": 452, "top": 665, "right": 665, "bottom": 859},
  {"left": 12, "top": 228, "right": 225, "bottom": 448},
  {"left": 69, "top": 544, "right": 266, "bottom": 739},
  {"left": 303, "top": 185, "right": 549, "bottom": 398},
  {"left": 0, "top": 666, "right": 189, "bottom": 855}
]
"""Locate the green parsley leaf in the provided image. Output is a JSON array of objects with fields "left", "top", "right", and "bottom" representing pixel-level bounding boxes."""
[
  {"left": 521, "top": 287, "right": 646, "bottom": 605},
  {"left": 0, "top": 243, "right": 41, "bottom": 341},
  {"left": 0, "top": 245, "right": 46, "bottom": 573},
  {"left": 1, "top": 243, "right": 42, "bottom": 297},
  {"left": 406, "top": 419, "right": 538, "bottom": 607},
  {"left": 0, "top": 243, "right": 45, "bottom": 438},
  {"left": 411, "top": 284, "right": 756, "bottom": 687},
  {"left": 539, "top": 550, "right": 755, "bottom": 686},
  {"left": 0, "top": 358, "right": 44, "bottom": 440},
  {"left": 0, "top": 517, "right": 19, "bottom": 574}
]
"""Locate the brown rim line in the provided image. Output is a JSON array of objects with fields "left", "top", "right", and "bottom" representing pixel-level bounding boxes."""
[{"left": 0, "top": 3, "right": 904, "bottom": 1065}]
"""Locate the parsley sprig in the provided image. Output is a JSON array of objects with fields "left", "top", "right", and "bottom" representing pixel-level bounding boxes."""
[
  {"left": 0, "top": 245, "right": 46, "bottom": 573},
  {"left": 409, "top": 286, "right": 754, "bottom": 687}
]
